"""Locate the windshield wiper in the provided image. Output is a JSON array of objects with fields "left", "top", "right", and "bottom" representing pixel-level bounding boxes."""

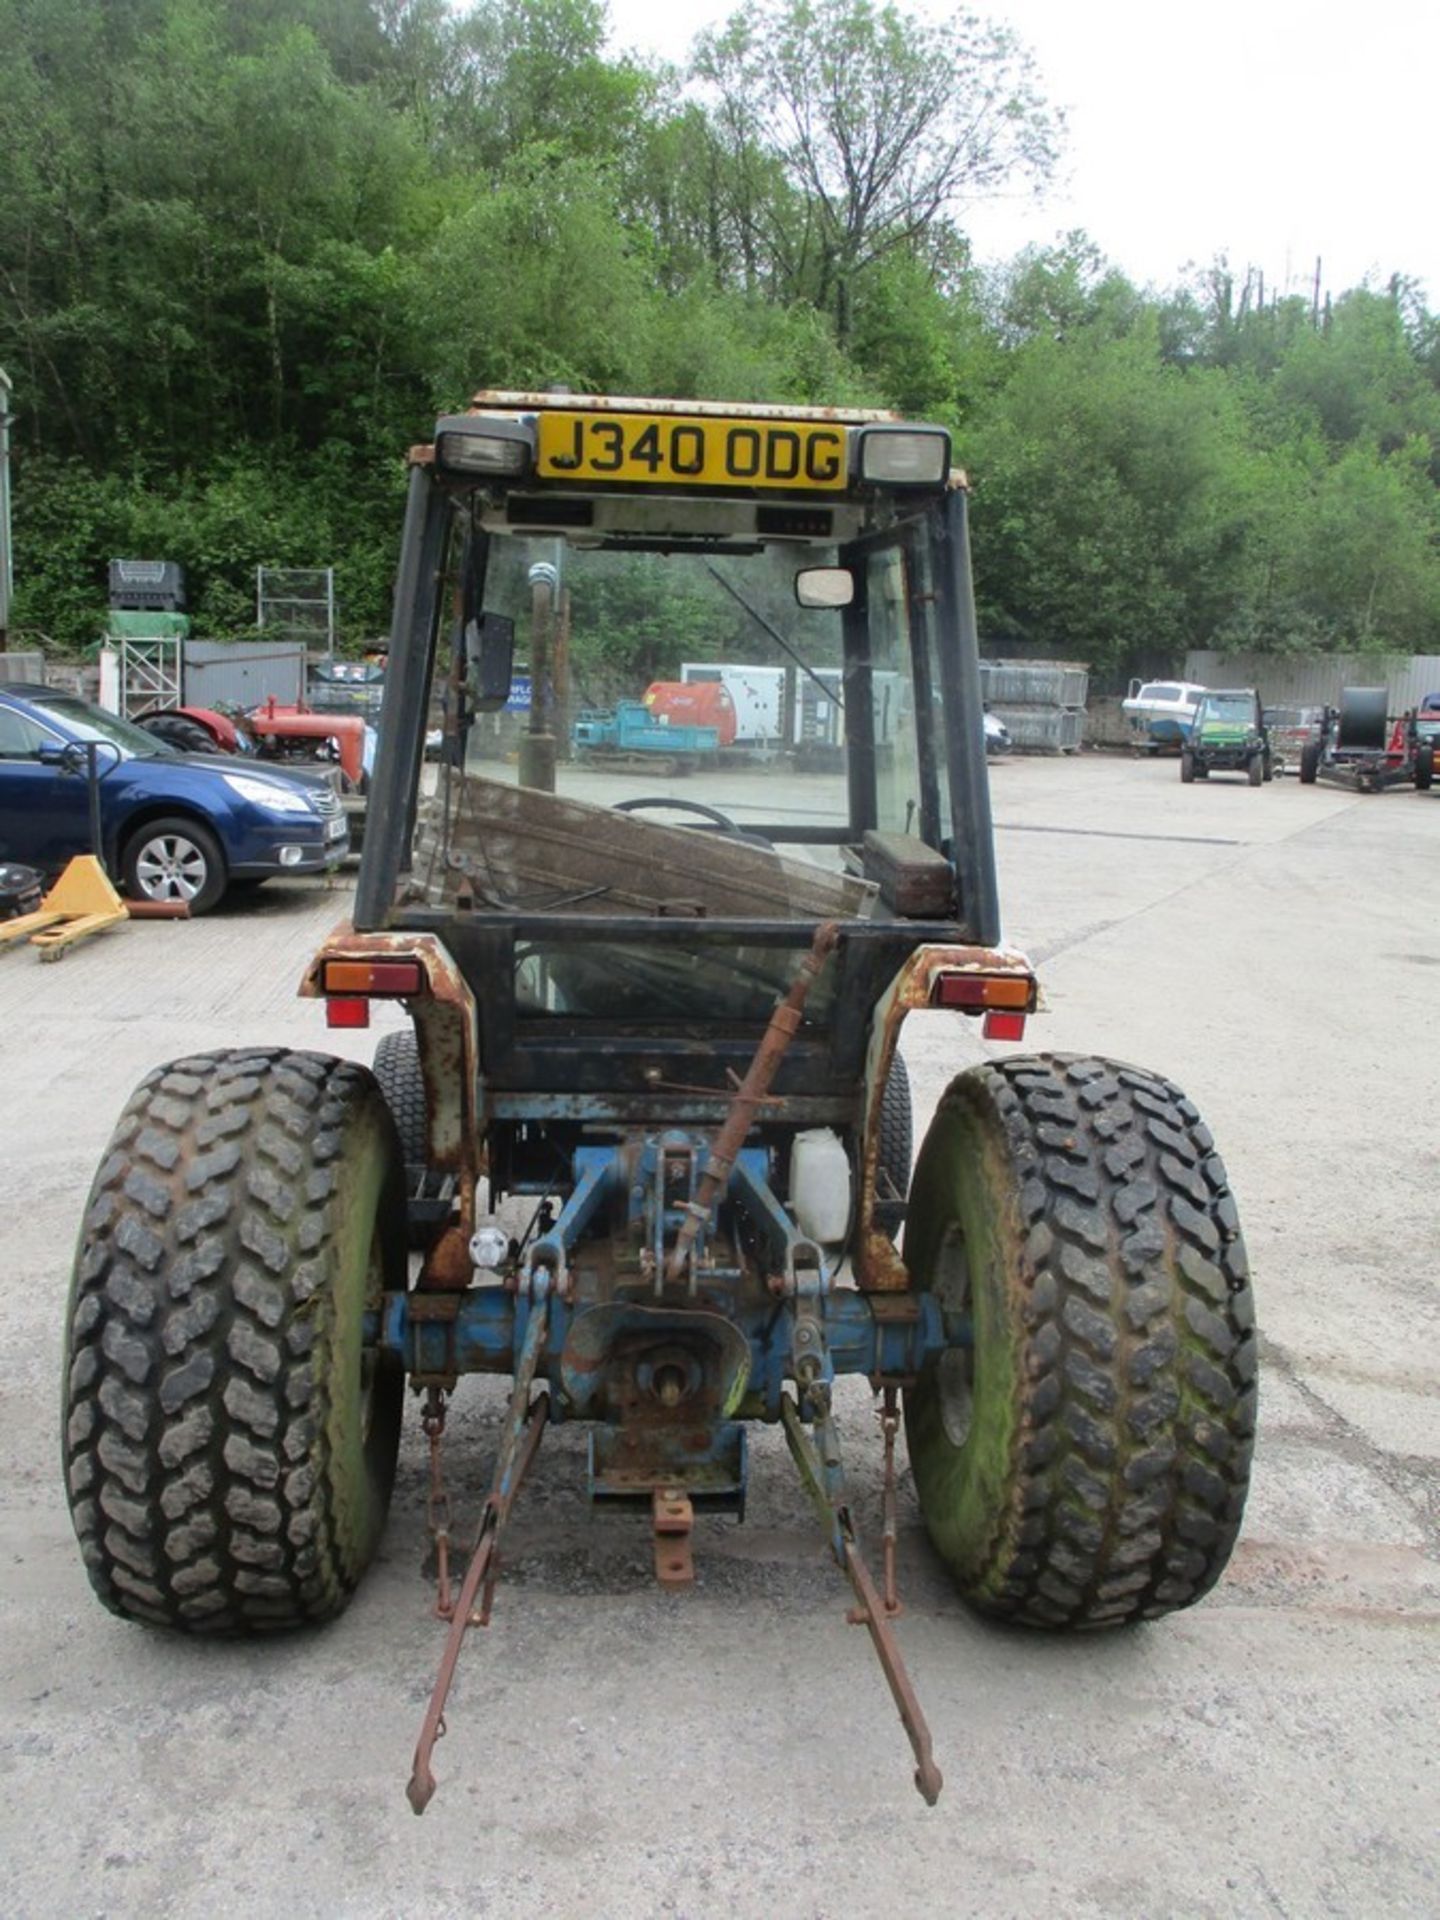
[{"left": 703, "top": 563, "right": 844, "bottom": 714}]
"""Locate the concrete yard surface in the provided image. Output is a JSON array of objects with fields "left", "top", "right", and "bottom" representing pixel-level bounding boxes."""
[{"left": 1, "top": 754, "right": 1436, "bottom": 1918}]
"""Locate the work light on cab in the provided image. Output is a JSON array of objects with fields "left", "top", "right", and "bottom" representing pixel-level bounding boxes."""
[
  {"left": 433, "top": 415, "right": 533, "bottom": 478},
  {"left": 857, "top": 426, "right": 951, "bottom": 486}
]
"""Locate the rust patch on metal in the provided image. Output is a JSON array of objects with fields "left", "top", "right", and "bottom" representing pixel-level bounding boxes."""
[
  {"left": 467, "top": 390, "right": 901, "bottom": 425},
  {"left": 665, "top": 919, "right": 839, "bottom": 1284},
  {"left": 652, "top": 1489, "right": 696, "bottom": 1590},
  {"left": 302, "top": 927, "right": 483, "bottom": 1290},
  {"left": 866, "top": 1293, "right": 921, "bottom": 1324},
  {"left": 854, "top": 942, "right": 1037, "bottom": 1291}
]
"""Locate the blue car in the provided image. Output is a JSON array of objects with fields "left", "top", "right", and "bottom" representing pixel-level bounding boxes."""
[{"left": 0, "top": 684, "right": 349, "bottom": 914}]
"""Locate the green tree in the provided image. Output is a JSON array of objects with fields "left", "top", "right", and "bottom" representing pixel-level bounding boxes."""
[
  {"left": 692, "top": 0, "right": 1060, "bottom": 335},
  {"left": 1226, "top": 440, "right": 1440, "bottom": 653},
  {"left": 1271, "top": 288, "right": 1440, "bottom": 455},
  {"left": 965, "top": 327, "right": 1253, "bottom": 667},
  {"left": 421, "top": 148, "right": 654, "bottom": 398},
  {"left": 6, "top": 0, "right": 1440, "bottom": 677}
]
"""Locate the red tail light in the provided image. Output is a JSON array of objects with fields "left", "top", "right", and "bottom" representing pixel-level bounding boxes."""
[
  {"left": 931, "top": 971, "right": 1035, "bottom": 1012},
  {"left": 326, "top": 996, "right": 371, "bottom": 1029}
]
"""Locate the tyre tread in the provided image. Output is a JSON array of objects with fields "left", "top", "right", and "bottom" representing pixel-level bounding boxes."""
[
  {"left": 62, "top": 1048, "right": 401, "bottom": 1634},
  {"left": 910, "top": 1052, "right": 1256, "bottom": 1629}
]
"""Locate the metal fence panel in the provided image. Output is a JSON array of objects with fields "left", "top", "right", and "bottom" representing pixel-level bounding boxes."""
[
  {"left": 980, "top": 660, "right": 1089, "bottom": 708},
  {"left": 989, "top": 704, "right": 1084, "bottom": 752},
  {"left": 256, "top": 565, "right": 335, "bottom": 658},
  {"left": 182, "top": 640, "right": 304, "bottom": 710}
]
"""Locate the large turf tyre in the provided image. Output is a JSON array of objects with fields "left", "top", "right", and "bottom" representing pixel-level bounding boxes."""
[
  {"left": 1415, "top": 749, "right": 1434, "bottom": 792},
  {"left": 1179, "top": 750, "right": 1196, "bottom": 783},
  {"left": 121, "top": 814, "right": 227, "bottom": 915},
  {"left": 1261, "top": 750, "right": 1274, "bottom": 783},
  {"left": 878, "top": 1054, "right": 914, "bottom": 1201},
  {"left": 1247, "top": 753, "right": 1264, "bottom": 787},
  {"left": 1299, "top": 742, "right": 1321, "bottom": 784},
  {"left": 62, "top": 1049, "right": 407, "bottom": 1633},
  {"left": 903, "top": 1054, "right": 1255, "bottom": 1630}
]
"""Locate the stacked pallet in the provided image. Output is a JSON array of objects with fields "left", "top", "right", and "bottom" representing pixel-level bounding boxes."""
[{"left": 980, "top": 659, "right": 1088, "bottom": 754}]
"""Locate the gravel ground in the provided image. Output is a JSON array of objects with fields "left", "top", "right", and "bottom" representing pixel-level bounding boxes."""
[{"left": 1, "top": 753, "right": 1436, "bottom": 1919}]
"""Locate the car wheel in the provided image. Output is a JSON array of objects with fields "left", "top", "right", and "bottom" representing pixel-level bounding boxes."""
[{"left": 122, "top": 816, "right": 227, "bottom": 915}]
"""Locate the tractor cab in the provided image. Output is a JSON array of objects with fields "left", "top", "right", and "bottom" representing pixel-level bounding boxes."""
[{"left": 357, "top": 395, "right": 1002, "bottom": 966}]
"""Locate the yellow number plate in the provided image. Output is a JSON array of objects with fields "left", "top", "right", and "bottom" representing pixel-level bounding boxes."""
[{"left": 536, "top": 411, "right": 849, "bottom": 491}]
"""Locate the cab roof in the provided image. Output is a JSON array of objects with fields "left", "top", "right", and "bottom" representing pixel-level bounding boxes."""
[{"left": 467, "top": 389, "right": 901, "bottom": 425}]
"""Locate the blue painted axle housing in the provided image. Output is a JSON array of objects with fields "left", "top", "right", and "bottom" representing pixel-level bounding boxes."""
[
  {"left": 375, "top": 1284, "right": 952, "bottom": 1421},
  {"left": 372, "top": 1134, "right": 966, "bottom": 1512}
]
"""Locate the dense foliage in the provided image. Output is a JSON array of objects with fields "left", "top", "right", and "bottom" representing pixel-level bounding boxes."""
[{"left": 3, "top": 0, "right": 1438, "bottom": 670}]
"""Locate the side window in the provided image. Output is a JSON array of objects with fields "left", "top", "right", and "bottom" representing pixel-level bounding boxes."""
[
  {"left": 0, "top": 708, "right": 52, "bottom": 759},
  {"left": 868, "top": 546, "right": 920, "bottom": 839}
]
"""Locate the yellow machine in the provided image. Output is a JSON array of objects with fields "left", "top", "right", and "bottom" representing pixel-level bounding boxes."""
[{"left": 0, "top": 856, "right": 129, "bottom": 960}]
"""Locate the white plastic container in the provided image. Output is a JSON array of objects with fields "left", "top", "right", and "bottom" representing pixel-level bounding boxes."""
[{"left": 789, "top": 1129, "right": 853, "bottom": 1245}]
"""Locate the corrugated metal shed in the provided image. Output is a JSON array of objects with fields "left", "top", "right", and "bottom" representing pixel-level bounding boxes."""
[
  {"left": 1185, "top": 651, "right": 1440, "bottom": 713},
  {"left": 182, "top": 640, "right": 304, "bottom": 709}
]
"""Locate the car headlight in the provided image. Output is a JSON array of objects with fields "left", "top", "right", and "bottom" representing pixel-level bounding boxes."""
[{"left": 223, "top": 772, "right": 316, "bottom": 816}]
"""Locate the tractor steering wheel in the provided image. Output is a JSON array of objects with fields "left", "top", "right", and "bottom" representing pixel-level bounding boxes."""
[
  {"left": 612, "top": 797, "right": 744, "bottom": 834},
  {"left": 611, "top": 796, "right": 774, "bottom": 850}
]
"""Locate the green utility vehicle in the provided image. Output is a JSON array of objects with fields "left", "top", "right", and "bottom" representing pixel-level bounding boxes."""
[
  {"left": 1181, "top": 688, "right": 1272, "bottom": 785},
  {"left": 61, "top": 390, "right": 1258, "bottom": 1812}
]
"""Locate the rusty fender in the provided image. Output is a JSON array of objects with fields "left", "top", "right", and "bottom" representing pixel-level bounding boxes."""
[
  {"left": 301, "top": 923, "right": 480, "bottom": 1291},
  {"left": 853, "top": 942, "right": 1037, "bottom": 1292}
]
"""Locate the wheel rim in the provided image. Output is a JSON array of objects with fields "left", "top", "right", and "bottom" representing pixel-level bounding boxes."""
[
  {"left": 134, "top": 832, "right": 209, "bottom": 902},
  {"left": 932, "top": 1219, "right": 975, "bottom": 1448}
]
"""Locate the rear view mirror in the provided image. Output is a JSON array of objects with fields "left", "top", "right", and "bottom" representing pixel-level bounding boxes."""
[
  {"left": 470, "top": 612, "right": 515, "bottom": 711},
  {"left": 795, "top": 567, "right": 855, "bottom": 609}
]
